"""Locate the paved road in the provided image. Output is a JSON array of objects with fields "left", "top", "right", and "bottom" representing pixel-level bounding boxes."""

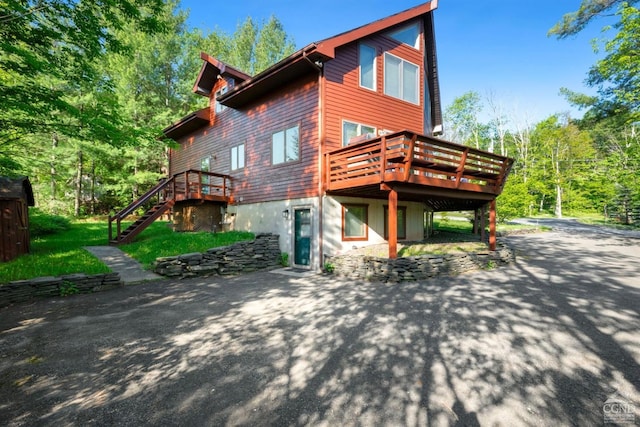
[{"left": 0, "top": 223, "right": 639, "bottom": 426}]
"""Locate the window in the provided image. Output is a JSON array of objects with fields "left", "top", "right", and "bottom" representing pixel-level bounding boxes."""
[
  {"left": 384, "top": 53, "right": 419, "bottom": 105},
  {"left": 342, "top": 204, "right": 368, "bottom": 241},
  {"left": 359, "top": 44, "right": 376, "bottom": 90},
  {"left": 272, "top": 125, "right": 299, "bottom": 165},
  {"left": 231, "top": 143, "right": 245, "bottom": 170},
  {"left": 342, "top": 121, "right": 376, "bottom": 146},
  {"left": 384, "top": 206, "right": 407, "bottom": 240},
  {"left": 388, "top": 23, "right": 420, "bottom": 49},
  {"left": 215, "top": 86, "right": 228, "bottom": 113}
]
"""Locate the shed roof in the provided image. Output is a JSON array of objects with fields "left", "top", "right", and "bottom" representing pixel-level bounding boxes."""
[{"left": 0, "top": 176, "right": 35, "bottom": 206}]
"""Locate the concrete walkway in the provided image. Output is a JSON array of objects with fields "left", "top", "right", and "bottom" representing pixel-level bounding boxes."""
[{"left": 84, "top": 246, "right": 163, "bottom": 284}]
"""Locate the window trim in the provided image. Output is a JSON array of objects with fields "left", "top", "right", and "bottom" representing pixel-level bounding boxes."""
[
  {"left": 342, "top": 120, "right": 377, "bottom": 146},
  {"left": 383, "top": 52, "right": 420, "bottom": 105},
  {"left": 342, "top": 203, "right": 369, "bottom": 241},
  {"left": 271, "top": 124, "right": 301, "bottom": 166},
  {"left": 358, "top": 43, "right": 377, "bottom": 91},
  {"left": 231, "top": 143, "right": 245, "bottom": 171},
  {"left": 383, "top": 205, "right": 407, "bottom": 240}
]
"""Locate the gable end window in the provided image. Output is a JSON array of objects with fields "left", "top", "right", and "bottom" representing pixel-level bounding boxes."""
[
  {"left": 215, "top": 85, "right": 228, "bottom": 113},
  {"left": 359, "top": 44, "right": 376, "bottom": 91},
  {"left": 231, "top": 143, "right": 245, "bottom": 170},
  {"left": 342, "top": 204, "right": 368, "bottom": 241},
  {"left": 272, "top": 125, "right": 300, "bottom": 165},
  {"left": 388, "top": 23, "right": 420, "bottom": 49},
  {"left": 384, "top": 53, "right": 419, "bottom": 105}
]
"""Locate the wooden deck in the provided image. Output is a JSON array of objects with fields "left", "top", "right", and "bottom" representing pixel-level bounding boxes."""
[
  {"left": 109, "top": 170, "right": 232, "bottom": 244},
  {"left": 325, "top": 130, "right": 513, "bottom": 211},
  {"left": 166, "top": 170, "right": 232, "bottom": 203}
]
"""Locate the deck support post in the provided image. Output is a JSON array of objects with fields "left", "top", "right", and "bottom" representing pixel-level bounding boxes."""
[
  {"left": 480, "top": 204, "right": 486, "bottom": 243},
  {"left": 388, "top": 187, "right": 398, "bottom": 259},
  {"left": 381, "top": 183, "right": 398, "bottom": 259},
  {"left": 489, "top": 199, "right": 497, "bottom": 251}
]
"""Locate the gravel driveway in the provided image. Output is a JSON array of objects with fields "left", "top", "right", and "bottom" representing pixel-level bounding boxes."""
[{"left": 1, "top": 220, "right": 639, "bottom": 426}]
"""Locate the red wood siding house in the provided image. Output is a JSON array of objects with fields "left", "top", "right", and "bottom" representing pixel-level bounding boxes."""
[{"left": 111, "top": 0, "right": 513, "bottom": 269}]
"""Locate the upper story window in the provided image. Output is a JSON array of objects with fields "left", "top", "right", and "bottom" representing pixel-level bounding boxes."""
[
  {"left": 388, "top": 23, "right": 420, "bottom": 49},
  {"left": 272, "top": 125, "right": 299, "bottom": 165},
  {"left": 343, "top": 120, "right": 376, "bottom": 146},
  {"left": 215, "top": 85, "right": 228, "bottom": 113},
  {"left": 231, "top": 143, "right": 245, "bottom": 170},
  {"left": 384, "top": 53, "right": 419, "bottom": 105},
  {"left": 359, "top": 44, "right": 376, "bottom": 91}
]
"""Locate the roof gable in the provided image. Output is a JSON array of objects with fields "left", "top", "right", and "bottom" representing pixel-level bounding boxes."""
[
  {"left": 315, "top": 1, "right": 438, "bottom": 58},
  {"left": 193, "top": 53, "right": 251, "bottom": 97},
  {"left": 219, "top": 1, "right": 439, "bottom": 109}
]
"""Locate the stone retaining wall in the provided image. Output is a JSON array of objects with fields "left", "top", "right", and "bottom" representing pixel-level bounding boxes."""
[
  {"left": 0, "top": 273, "right": 123, "bottom": 307},
  {"left": 153, "top": 233, "right": 281, "bottom": 278},
  {"left": 326, "top": 241, "right": 515, "bottom": 282}
]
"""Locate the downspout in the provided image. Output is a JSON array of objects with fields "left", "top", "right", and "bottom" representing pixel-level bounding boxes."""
[{"left": 303, "top": 51, "right": 325, "bottom": 270}]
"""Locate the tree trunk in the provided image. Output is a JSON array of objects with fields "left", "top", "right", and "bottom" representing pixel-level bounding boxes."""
[
  {"left": 74, "top": 150, "right": 83, "bottom": 217},
  {"left": 51, "top": 133, "right": 58, "bottom": 206},
  {"left": 90, "top": 160, "right": 96, "bottom": 215},
  {"left": 555, "top": 183, "right": 563, "bottom": 218}
]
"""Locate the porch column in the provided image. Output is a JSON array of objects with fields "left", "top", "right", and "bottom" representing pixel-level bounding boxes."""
[
  {"left": 489, "top": 199, "right": 497, "bottom": 251},
  {"left": 388, "top": 187, "right": 398, "bottom": 259}
]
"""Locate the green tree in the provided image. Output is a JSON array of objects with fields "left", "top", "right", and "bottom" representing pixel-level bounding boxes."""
[
  {"left": 548, "top": 0, "right": 638, "bottom": 38},
  {"left": 254, "top": 16, "right": 296, "bottom": 74},
  {"left": 0, "top": 0, "right": 165, "bottom": 152},
  {"left": 530, "top": 115, "right": 596, "bottom": 217},
  {"left": 587, "top": 5, "right": 640, "bottom": 121},
  {"left": 443, "top": 91, "right": 487, "bottom": 149}
]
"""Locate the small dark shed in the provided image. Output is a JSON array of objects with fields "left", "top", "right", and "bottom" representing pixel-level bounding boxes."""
[{"left": 0, "top": 176, "right": 35, "bottom": 262}]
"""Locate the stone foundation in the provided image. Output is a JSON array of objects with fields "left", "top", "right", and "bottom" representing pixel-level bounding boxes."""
[
  {"left": 153, "top": 233, "right": 281, "bottom": 278},
  {"left": 0, "top": 273, "right": 123, "bottom": 307},
  {"left": 326, "top": 240, "right": 515, "bottom": 282}
]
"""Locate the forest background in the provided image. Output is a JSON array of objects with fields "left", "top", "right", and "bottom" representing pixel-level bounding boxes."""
[{"left": 1, "top": 0, "right": 638, "bottom": 224}]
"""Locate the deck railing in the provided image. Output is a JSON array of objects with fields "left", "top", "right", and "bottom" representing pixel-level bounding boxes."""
[
  {"left": 165, "top": 169, "right": 232, "bottom": 201},
  {"left": 325, "top": 131, "right": 512, "bottom": 195},
  {"left": 108, "top": 170, "right": 232, "bottom": 244}
]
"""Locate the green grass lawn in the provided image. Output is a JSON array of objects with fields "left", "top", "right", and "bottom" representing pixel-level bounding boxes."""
[
  {"left": 120, "top": 224, "right": 253, "bottom": 268},
  {"left": 0, "top": 221, "right": 111, "bottom": 283},
  {"left": 0, "top": 220, "right": 254, "bottom": 284}
]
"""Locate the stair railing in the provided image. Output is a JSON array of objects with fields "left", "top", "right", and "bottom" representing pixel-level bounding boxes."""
[{"left": 108, "top": 176, "right": 175, "bottom": 243}]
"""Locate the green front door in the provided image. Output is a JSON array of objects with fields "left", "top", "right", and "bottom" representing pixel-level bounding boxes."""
[{"left": 294, "top": 208, "right": 311, "bottom": 266}]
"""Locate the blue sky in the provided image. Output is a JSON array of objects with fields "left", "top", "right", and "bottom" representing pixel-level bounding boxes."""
[{"left": 180, "top": 0, "right": 615, "bottom": 124}]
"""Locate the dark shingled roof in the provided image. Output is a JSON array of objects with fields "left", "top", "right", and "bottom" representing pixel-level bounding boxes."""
[{"left": 0, "top": 176, "right": 35, "bottom": 206}]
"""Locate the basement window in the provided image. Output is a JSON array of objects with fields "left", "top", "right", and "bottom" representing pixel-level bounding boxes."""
[{"left": 342, "top": 204, "right": 368, "bottom": 241}]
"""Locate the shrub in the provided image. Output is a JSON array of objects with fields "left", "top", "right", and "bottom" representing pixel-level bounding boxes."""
[{"left": 30, "top": 209, "right": 71, "bottom": 238}]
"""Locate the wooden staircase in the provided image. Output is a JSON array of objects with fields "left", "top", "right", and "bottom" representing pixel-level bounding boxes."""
[
  {"left": 108, "top": 177, "right": 176, "bottom": 245},
  {"left": 108, "top": 170, "right": 233, "bottom": 245}
]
